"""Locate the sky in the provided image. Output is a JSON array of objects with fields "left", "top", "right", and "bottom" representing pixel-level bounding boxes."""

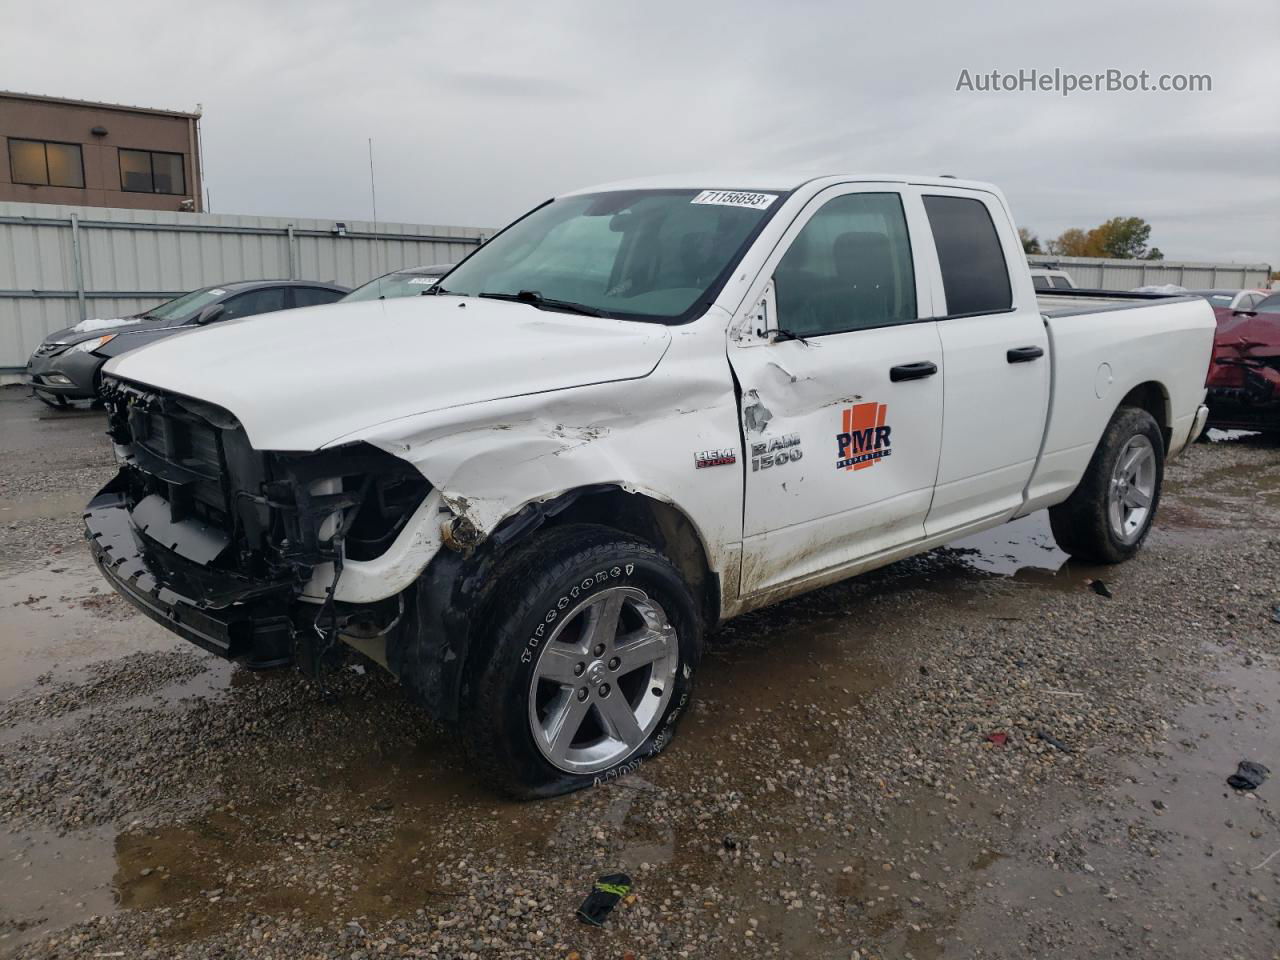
[{"left": 2, "top": 0, "right": 1277, "bottom": 265}]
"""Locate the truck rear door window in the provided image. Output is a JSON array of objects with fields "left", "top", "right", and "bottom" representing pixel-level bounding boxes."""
[
  {"left": 924, "top": 195, "right": 1013, "bottom": 316},
  {"left": 773, "top": 192, "right": 917, "bottom": 336}
]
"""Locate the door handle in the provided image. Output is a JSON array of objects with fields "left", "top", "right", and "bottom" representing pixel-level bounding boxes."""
[
  {"left": 889, "top": 361, "right": 938, "bottom": 382},
  {"left": 1007, "top": 345, "right": 1044, "bottom": 363}
]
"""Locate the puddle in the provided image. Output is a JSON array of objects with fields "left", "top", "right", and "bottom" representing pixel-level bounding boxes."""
[
  {"left": 109, "top": 728, "right": 559, "bottom": 942},
  {"left": 944, "top": 652, "right": 1280, "bottom": 957},
  {"left": 0, "top": 492, "right": 93, "bottom": 524},
  {"left": 690, "top": 511, "right": 1116, "bottom": 757},
  {"left": 1179, "top": 461, "right": 1280, "bottom": 511},
  {"left": 0, "top": 827, "right": 116, "bottom": 953},
  {"left": 0, "top": 561, "right": 186, "bottom": 701},
  {"left": 1123, "top": 655, "right": 1278, "bottom": 848},
  {"left": 946, "top": 512, "right": 1068, "bottom": 577}
]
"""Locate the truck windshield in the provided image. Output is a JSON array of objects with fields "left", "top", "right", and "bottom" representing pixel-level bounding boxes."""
[{"left": 437, "top": 189, "right": 782, "bottom": 323}]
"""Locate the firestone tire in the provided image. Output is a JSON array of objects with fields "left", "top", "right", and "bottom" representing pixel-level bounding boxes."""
[
  {"left": 1049, "top": 406, "right": 1165, "bottom": 564},
  {"left": 461, "top": 524, "right": 702, "bottom": 799}
]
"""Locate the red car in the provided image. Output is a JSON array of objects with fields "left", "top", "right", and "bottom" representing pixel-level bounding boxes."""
[{"left": 1205, "top": 291, "right": 1280, "bottom": 435}]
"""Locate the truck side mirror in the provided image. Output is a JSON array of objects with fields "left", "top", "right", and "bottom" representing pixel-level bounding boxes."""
[{"left": 195, "top": 303, "right": 226, "bottom": 325}]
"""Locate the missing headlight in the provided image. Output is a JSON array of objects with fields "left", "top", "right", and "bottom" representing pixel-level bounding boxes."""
[{"left": 267, "top": 444, "right": 431, "bottom": 566}]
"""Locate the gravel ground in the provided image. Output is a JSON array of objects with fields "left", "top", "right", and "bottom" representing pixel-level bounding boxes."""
[{"left": 0, "top": 384, "right": 1277, "bottom": 959}]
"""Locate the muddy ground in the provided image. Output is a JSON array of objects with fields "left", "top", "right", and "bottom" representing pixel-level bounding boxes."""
[{"left": 0, "top": 383, "right": 1277, "bottom": 959}]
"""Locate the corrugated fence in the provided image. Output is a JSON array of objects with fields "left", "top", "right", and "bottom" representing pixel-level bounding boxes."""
[
  {"left": 0, "top": 201, "right": 491, "bottom": 372},
  {"left": 1028, "top": 255, "right": 1272, "bottom": 291},
  {"left": 2, "top": 203, "right": 1273, "bottom": 373}
]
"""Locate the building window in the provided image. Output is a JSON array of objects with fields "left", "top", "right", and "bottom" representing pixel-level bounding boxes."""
[
  {"left": 8, "top": 139, "right": 85, "bottom": 188},
  {"left": 119, "top": 148, "right": 186, "bottom": 195}
]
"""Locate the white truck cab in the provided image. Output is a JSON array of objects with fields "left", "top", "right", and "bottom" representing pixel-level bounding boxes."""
[{"left": 88, "top": 174, "right": 1214, "bottom": 796}]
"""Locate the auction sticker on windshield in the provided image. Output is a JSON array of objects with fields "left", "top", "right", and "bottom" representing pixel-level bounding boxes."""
[{"left": 691, "top": 190, "right": 778, "bottom": 209}]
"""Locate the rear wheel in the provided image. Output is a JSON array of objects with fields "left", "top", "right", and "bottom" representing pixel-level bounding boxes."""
[
  {"left": 1049, "top": 406, "right": 1164, "bottom": 564},
  {"left": 462, "top": 524, "right": 702, "bottom": 798}
]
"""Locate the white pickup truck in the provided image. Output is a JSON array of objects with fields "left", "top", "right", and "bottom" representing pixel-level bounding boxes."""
[{"left": 87, "top": 174, "right": 1214, "bottom": 796}]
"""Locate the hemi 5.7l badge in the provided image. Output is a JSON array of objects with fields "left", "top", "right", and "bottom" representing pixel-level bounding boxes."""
[
  {"left": 694, "top": 448, "right": 737, "bottom": 469},
  {"left": 836, "top": 401, "right": 892, "bottom": 470}
]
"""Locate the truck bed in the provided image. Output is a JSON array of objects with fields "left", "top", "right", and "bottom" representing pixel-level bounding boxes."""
[
  {"left": 1036, "top": 289, "right": 1198, "bottom": 316},
  {"left": 1021, "top": 292, "right": 1215, "bottom": 516}
]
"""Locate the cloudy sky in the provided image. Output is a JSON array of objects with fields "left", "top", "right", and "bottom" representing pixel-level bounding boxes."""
[{"left": 3, "top": 0, "right": 1277, "bottom": 264}]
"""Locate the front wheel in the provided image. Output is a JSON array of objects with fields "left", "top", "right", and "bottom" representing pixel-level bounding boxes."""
[
  {"left": 462, "top": 525, "right": 702, "bottom": 798},
  {"left": 1049, "top": 406, "right": 1165, "bottom": 564}
]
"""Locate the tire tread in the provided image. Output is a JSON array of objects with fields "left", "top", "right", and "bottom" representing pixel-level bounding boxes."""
[
  {"left": 461, "top": 523, "right": 698, "bottom": 798},
  {"left": 1048, "top": 406, "right": 1164, "bottom": 564}
]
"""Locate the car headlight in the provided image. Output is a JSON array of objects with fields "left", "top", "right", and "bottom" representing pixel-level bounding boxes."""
[{"left": 69, "top": 334, "right": 116, "bottom": 354}]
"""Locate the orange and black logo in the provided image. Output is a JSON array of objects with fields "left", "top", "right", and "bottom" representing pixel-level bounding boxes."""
[{"left": 836, "top": 402, "right": 892, "bottom": 470}]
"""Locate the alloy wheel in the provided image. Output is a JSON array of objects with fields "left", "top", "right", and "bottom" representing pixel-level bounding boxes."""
[
  {"left": 1107, "top": 434, "right": 1157, "bottom": 543},
  {"left": 527, "top": 586, "right": 679, "bottom": 774}
]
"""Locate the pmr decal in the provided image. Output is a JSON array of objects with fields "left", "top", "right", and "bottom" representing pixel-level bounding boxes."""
[
  {"left": 694, "top": 448, "right": 737, "bottom": 469},
  {"left": 751, "top": 433, "right": 802, "bottom": 471},
  {"left": 836, "top": 402, "right": 891, "bottom": 470}
]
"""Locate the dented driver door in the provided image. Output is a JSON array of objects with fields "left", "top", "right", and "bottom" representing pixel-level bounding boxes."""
[{"left": 729, "top": 184, "right": 945, "bottom": 597}]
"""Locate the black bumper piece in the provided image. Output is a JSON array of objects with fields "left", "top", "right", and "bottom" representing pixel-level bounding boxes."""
[
  {"left": 1206, "top": 386, "right": 1280, "bottom": 432},
  {"left": 85, "top": 481, "right": 298, "bottom": 667}
]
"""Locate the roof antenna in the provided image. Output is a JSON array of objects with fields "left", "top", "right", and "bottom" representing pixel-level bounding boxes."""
[
  {"left": 368, "top": 137, "right": 381, "bottom": 275},
  {"left": 939, "top": 173, "right": 957, "bottom": 179}
]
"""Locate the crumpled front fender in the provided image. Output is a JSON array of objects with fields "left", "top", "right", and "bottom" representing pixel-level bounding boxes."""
[{"left": 309, "top": 326, "right": 745, "bottom": 607}]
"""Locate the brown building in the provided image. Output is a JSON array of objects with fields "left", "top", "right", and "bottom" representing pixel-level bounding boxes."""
[{"left": 0, "top": 91, "right": 203, "bottom": 212}]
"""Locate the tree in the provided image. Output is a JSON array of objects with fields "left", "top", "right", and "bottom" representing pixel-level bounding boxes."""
[
  {"left": 1048, "top": 217, "right": 1160, "bottom": 260},
  {"left": 1092, "top": 217, "right": 1154, "bottom": 259},
  {"left": 1048, "top": 228, "right": 1099, "bottom": 257},
  {"left": 1018, "top": 227, "right": 1042, "bottom": 255}
]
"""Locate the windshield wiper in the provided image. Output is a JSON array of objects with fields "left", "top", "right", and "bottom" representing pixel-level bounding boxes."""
[
  {"left": 757, "top": 326, "right": 819, "bottom": 346},
  {"left": 479, "top": 290, "right": 605, "bottom": 317}
]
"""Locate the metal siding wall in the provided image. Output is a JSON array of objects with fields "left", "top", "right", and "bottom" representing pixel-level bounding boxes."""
[
  {"left": 1028, "top": 255, "right": 1272, "bottom": 290},
  {"left": 0, "top": 201, "right": 489, "bottom": 370}
]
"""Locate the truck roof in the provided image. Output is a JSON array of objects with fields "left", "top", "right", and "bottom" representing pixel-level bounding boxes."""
[{"left": 565, "top": 173, "right": 1000, "bottom": 196}]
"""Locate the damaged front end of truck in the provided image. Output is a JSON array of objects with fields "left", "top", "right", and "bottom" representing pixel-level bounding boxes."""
[
  {"left": 1205, "top": 307, "right": 1280, "bottom": 432},
  {"left": 86, "top": 376, "right": 432, "bottom": 673}
]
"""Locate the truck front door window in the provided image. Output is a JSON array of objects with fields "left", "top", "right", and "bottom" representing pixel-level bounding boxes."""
[{"left": 773, "top": 193, "right": 917, "bottom": 335}]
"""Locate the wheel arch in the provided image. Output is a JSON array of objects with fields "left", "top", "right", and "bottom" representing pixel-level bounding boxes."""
[
  {"left": 389, "top": 483, "right": 722, "bottom": 725},
  {"left": 1116, "top": 379, "right": 1173, "bottom": 452},
  {"left": 487, "top": 484, "right": 721, "bottom": 629}
]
